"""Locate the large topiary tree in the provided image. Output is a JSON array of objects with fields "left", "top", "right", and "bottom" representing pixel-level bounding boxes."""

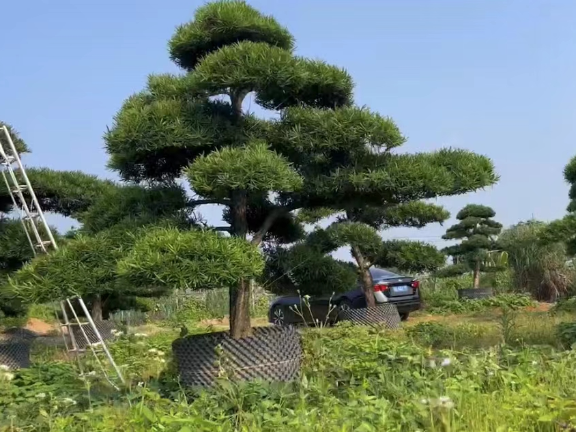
[
  {"left": 104, "top": 1, "right": 498, "bottom": 338},
  {"left": 439, "top": 204, "right": 503, "bottom": 288}
]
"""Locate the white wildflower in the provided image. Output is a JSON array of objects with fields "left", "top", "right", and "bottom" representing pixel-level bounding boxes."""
[
  {"left": 134, "top": 333, "right": 148, "bottom": 338},
  {"left": 89, "top": 341, "right": 103, "bottom": 348},
  {"left": 137, "top": 381, "right": 144, "bottom": 387},
  {"left": 428, "top": 359, "right": 437, "bottom": 368},
  {"left": 148, "top": 348, "right": 158, "bottom": 354},
  {"left": 0, "top": 365, "right": 10, "bottom": 371},
  {"left": 62, "top": 397, "right": 77, "bottom": 405},
  {"left": 532, "top": 360, "right": 538, "bottom": 366},
  {"left": 156, "top": 350, "right": 165, "bottom": 356},
  {"left": 2, "top": 372, "right": 14, "bottom": 381},
  {"left": 87, "top": 371, "right": 96, "bottom": 376},
  {"left": 420, "top": 398, "right": 429, "bottom": 405},
  {"left": 440, "top": 358, "right": 451, "bottom": 367},
  {"left": 488, "top": 371, "right": 495, "bottom": 376},
  {"left": 438, "top": 396, "right": 455, "bottom": 410},
  {"left": 137, "top": 341, "right": 145, "bottom": 346},
  {"left": 35, "top": 393, "right": 46, "bottom": 399}
]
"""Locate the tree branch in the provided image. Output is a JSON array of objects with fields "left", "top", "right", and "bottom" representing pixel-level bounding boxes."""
[
  {"left": 230, "top": 90, "right": 248, "bottom": 122},
  {"left": 251, "top": 205, "right": 295, "bottom": 246}
]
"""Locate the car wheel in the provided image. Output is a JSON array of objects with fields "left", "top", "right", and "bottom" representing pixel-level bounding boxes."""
[
  {"left": 338, "top": 299, "right": 353, "bottom": 312},
  {"left": 400, "top": 312, "right": 409, "bottom": 321},
  {"left": 331, "top": 299, "right": 353, "bottom": 325},
  {"left": 271, "top": 306, "right": 286, "bottom": 326}
]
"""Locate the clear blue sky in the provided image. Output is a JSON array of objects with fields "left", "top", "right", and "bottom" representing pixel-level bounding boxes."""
[{"left": 2, "top": 0, "right": 575, "bottom": 261}]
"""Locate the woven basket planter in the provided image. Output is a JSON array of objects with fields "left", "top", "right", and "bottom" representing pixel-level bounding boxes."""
[
  {"left": 0, "top": 338, "right": 31, "bottom": 370},
  {"left": 70, "top": 320, "right": 116, "bottom": 349},
  {"left": 338, "top": 303, "right": 402, "bottom": 329},
  {"left": 458, "top": 288, "right": 494, "bottom": 300},
  {"left": 172, "top": 325, "right": 302, "bottom": 387}
]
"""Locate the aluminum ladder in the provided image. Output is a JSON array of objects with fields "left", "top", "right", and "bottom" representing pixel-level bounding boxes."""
[{"left": 0, "top": 125, "right": 125, "bottom": 387}]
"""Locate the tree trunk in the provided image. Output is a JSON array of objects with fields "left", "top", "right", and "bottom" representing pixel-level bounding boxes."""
[
  {"left": 91, "top": 294, "right": 103, "bottom": 322},
  {"left": 229, "top": 190, "right": 252, "bottom": 339},
  {"left": 351, "top": 245, "right": 376, "bottom": 308},
  {"left": 230, "top": 279, "right": 252, "bottom": 339},
  {"left": 473, "top": 261, "right": 481, "bottom": 289}
]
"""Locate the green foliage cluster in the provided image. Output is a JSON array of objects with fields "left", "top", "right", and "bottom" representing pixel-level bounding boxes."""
[
  {"left": 423, "top": 294, "right": 535, "bottom": 315},
  {"left": 557, "top": 322, "right": 576, "bottom": 349},
  {"left": 8, "top": 224, "right": 263, "bottom": 308},
  {"left": 3, "top": 320, "right": 576, "bottom": 431},
  {"left": 500, "top": 220, "right": 574, "bottom": 301},
  {"left": 541, "top": 155, "right": 576, "bottom": 255}
]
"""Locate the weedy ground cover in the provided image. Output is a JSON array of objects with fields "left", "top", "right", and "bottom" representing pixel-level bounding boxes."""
[{"left": 1, "top": 307, "right": 576, "bottom": 431}]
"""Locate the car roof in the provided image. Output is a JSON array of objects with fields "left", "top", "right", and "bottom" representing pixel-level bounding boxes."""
[{"left": 369, "top": 267, "right": 402, "bottom": 279}]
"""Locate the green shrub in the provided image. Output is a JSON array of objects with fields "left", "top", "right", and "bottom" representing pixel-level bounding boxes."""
[
  {"left": 423, "top": 294, "right": 535, "bottom": 315},
  {"left": 557, "top": 322, "right": 576, "bottom": 349},
  {"left": 551, "top": 297, "right": 576, "bottom": 315},
  {"left": 406, "top": 322, "right": 454, "bottom": 348}
]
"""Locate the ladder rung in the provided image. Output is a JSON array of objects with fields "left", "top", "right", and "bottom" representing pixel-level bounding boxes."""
[
  {"left": 11, "top": 185, "right": 27, "bottom": 193},
  {"left": 23, "top": 213, "right": 39, "bottom": 221},
  {"left": 35, "top": 241, "right": 52, "bottom": 249},
  {"left": 1, "top": 156, "right": 15, "bottom": 165}
]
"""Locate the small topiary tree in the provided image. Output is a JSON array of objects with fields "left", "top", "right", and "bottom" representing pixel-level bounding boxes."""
[{"left": 439, "top": 204, "right": 503, "bottom": 288}]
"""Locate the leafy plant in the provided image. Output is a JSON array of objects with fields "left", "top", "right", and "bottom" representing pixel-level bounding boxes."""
[
  {"left": 423, "top": 294, "right": 535, "bottom": 315},
  {"left": 557, "top": 322, "right": 576, "bottom": 349},
  {"left": 501, "top": 220, "right": 574, "bottom": 301}
]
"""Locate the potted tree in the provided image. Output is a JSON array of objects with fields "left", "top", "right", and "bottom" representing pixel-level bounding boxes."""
[
  {"left": 439, "top": 204, "right": 504, "bottom": 299},
  {"left": 103, "top": 1, "right": 498, "bottom": 385}
]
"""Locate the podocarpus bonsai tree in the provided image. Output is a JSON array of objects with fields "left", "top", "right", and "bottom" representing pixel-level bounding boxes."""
[
  {"left": 439, "top": 204, "right": 503, "bottom": 288},
  {"left": 104, "top": 1, "right": 498, "bottom": 338},
  {"left": 541, "top": 155, "right": 576, "bottom": 255},
  {"left": 293, "top": 201, "right": 449, "bottom": 307}
]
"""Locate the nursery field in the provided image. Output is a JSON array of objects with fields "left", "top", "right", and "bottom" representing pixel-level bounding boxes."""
[{"left": 2, "top": 297, "right": 576, "bottom": 432}]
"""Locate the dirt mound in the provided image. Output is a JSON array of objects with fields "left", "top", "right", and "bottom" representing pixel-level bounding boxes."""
[{"left": 23, "top": 318, "right": 57, "bottom": 336}]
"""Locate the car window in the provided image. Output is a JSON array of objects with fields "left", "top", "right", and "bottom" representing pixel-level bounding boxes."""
[{"left": 370, "top": 267, "right": 400, "bottom": 279}]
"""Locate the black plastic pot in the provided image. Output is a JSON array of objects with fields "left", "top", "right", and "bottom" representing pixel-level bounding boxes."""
[
  {"left": 70, "top": 320, "right": 116, "bottom": 349},
  {"left": 172, "top": 325, "right": 302, "bottom": 387},
  {"left": 0, "top": 339, "right": 31, "bottom": 370},
  {"left": 338, "top": 303, "right": 402, "bottom": 329},
  {"left": 458, "top": 288, "right": 494, "bottom": 300}
]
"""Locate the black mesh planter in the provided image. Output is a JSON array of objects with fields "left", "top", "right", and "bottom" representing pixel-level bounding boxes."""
[
  {"left": 458, "top": 288, "right": 494, "bottom": 300},
  {"left": 172, "top": 325, "right": 302, "bottom": 387},
  {"left": 0, "top": 335, "right": 31, "bottom": 370},
  {"left": 70, "top": 320, "right": 116, "bottom": 349},
  {"left": 338, "top": 303, "right": 402, "bottom": 329}
]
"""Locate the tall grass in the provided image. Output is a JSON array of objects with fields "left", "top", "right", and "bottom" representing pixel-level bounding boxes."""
[{"left": 499, "top": 220, "right": 574, "bottom": 301}]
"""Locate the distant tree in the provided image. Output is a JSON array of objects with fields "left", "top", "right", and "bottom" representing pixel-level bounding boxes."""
[
  {"left": 501, "top": 220, "right": 572, "bottom": 301},
  {"left": 103, "top": 1, "right": 497, "bottom": 337},
  {"left": 439, "top": 204, "right": 503, "bottom": 288},
  {"left": 541, "top": 155, "right": 576, "bottom": 255}
]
